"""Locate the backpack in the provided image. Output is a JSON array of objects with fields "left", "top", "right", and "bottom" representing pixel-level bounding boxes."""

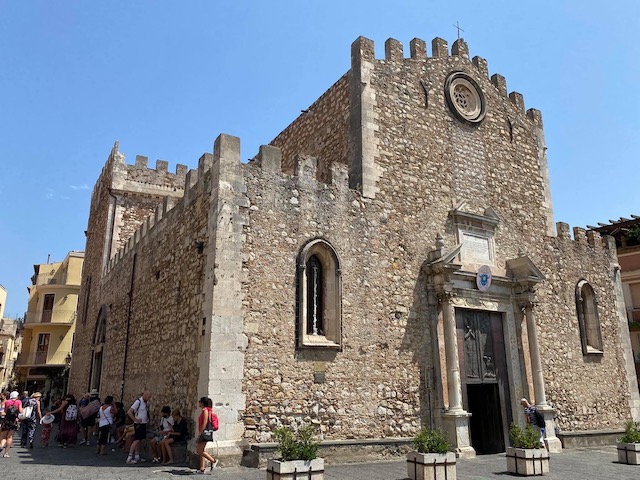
[
  {"left": 4, "top": 403, "right": 18, "bottom": 423},
  {"left": 533, "top": 409, "right": 545, "bottom": 428},
  {"left": 211, "top": 413, "right": 219, "bottom": 431},
  {"left": 65, "top": 404, "right": 78, "bottom": 421}
]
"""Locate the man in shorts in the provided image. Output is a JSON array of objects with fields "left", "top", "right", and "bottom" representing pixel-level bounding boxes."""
[{"left": 126, "top": 390, "right": 152, "bottom": 464}]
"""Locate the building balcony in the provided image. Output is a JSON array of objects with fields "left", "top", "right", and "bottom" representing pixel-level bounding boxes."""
[
  {"left": 16, "top": 350, "right": 71, "bottom": 368},
  {"left": 24, "top": 309, "right": 76, "bottom": 326}
]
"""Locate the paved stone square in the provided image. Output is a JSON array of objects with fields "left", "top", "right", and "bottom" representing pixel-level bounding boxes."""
[{"left": 0, "top": 431, "right": 637, "bottom": 480}]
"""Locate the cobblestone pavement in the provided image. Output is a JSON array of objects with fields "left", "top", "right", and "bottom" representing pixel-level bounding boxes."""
[{"left": 0, "top": 432, "right": 637, "bottom": 480}]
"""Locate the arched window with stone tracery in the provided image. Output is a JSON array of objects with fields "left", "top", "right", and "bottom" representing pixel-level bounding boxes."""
[
  {"left": 297, "top": 239, "right": 341, "bottom": 349},
  {"left": 575, "top": 279, "right": 603, "bottom": 355}
]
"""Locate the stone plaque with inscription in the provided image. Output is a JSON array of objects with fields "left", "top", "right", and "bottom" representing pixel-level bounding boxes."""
[{"left": 461, "top": 232, "right": 491, "bottom": 263}]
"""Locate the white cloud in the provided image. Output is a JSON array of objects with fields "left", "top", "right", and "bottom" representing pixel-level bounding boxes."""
[{"left": 69, "top": 184, "right": 90, "bottom": 191}]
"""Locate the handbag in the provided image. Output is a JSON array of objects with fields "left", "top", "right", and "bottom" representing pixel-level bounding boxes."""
[
  {"left": 199, "top": 419, "right": 214, "bottom": 442},
  {"left": 18, "top": 403, "right": 34, "bottom": 421}
]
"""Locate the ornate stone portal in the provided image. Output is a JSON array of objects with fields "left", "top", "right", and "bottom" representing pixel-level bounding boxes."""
[{"left": 424, "top": 231, "right": 562, "bottom": 456}]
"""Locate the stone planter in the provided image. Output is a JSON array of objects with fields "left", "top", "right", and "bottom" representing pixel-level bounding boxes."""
[
  {"left": 407, "top": 451, "right": 456, "bottom": 480},
  {"left": 617, "top": 442, "right": 640, "bottom": 465},
  {"left": 506, "top": 447, "right": 549, "bottom": 476},
  {"left": 266, "top": 458, "right": 324, "bottom": 480}
]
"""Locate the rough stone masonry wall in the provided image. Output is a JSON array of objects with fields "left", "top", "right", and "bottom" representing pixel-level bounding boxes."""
[
  {"left": 241, "top": 154, "right": 433, "bottom": 442},
  {"left": 534, "top": 227, "right": 636, "bottom": 431},
  {"left": 270, "top": 74, "right": 350, "bottom": 183},
  {"left": 94, "top": 171, "right": 210, "bottom": 420},
  {"left": 366, "top": 37, "right": 550, "bottom": 270},
  {"left": 70, "top": 147, "right": 194, "bottom": 418},
  {"left": 111, "top": 160, "right": 187, "bottom": 253},
  {"left": 69, "top": 144, "right": 121, "bottom": 396}
]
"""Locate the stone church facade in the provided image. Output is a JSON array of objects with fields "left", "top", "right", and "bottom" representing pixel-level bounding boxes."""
[{"left": 69, "top": 36, "right": 640, "bottom": 457}]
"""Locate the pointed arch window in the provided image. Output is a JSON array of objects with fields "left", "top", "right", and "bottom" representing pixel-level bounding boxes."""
[
  {"left": 297, "top": 239, "right": 342, "bottom": 349},
  {"left": 89, "top": 305, "right": 108, "bottom": 392},
  {"left": 576, "top": 280, "right": 603, "bottom": 355}
]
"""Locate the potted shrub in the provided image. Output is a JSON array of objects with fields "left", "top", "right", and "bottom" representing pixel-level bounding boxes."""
[
  {"left": 506, "top": 423, "right": 550, "bottom": 476},
  {"left": 617, "top": 420, "right": 640, "bottom": 465},
  {"left": 407, "top": 428, "right": 456, "bottom": 480},
  {"left": 266, "top": 425, "right": 324, "bottom": 480}
]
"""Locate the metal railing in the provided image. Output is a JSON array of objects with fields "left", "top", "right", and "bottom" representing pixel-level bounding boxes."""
[
  {"left": 24, "top": 310, "right": 77, "bottom": 325},
  {"left": 16, "top": 350, "right": 70, "bottom": 366}
]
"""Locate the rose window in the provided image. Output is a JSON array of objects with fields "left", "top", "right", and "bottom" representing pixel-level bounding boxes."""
[{"left": 444, "top": 72, "right": 486, "bottom": 124}]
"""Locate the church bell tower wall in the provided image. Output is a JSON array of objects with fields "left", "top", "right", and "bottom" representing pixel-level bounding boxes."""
[{"left": 70, "top": 143, "right": 212, "bottom": 432}]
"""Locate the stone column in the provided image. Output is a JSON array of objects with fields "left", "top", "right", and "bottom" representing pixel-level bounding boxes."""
[
  {"left": 521, "top": 300, "right": 562, "bottom": 452},
  {"left": 440, "top": 292, "right": 463, "bottom": 412},
  {"left": 522, "top": 301, "right": 547, "bottom": 407},
  {"left": 438, "top": 291, "right": 475, "bottom": 458}
]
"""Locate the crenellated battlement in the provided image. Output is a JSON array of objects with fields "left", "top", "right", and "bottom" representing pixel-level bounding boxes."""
[
  {"left": 251, "top": 143, "right": 349, "bottom": 191},
  {"left": 555, "top": 221, "right": 612, "bottom": 250},
  {"left": 90, "top": 142, "right": 188, "bottom": 215},
  {"left": 354, "top": 36, "right": 543, "bottom": 126},
  {"left": 103, "top": 135, "right": 243, "bottom": 276}
]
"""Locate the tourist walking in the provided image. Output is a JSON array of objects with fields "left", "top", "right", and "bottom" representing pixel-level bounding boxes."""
[
  {"left": 0, "top": 391, "right": 23, "bottom": 457},
  {"left": 79, "top": 389, "right": 100, "bottom": 445},
  {"left": 126, "top": 390, "right": 152, "bottom": 464},
  {"left": 0, "top": 392, "right": 6, "bottom": 419},
  {"left": 96, "top": 395, "right": 116, "bottom": 455},
  {"left": 195, "top": 396, "right": 218, "bottom": 474},
  {"left": 40, "top": 413, "right": 55, "bottom": 447},
  {"left": 20, "top": 391, "right": 42, "bottom": 449},
  {"left": 49, "top": 394, "right": 78, "bottom": 447}
]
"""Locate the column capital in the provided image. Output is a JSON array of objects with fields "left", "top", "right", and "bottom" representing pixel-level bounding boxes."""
[
  {"left": 518, "top": 299, "right": 537, "bottom": 312},
  {"left": 437, "top": 289, "right": 456, "bottom": 304}
]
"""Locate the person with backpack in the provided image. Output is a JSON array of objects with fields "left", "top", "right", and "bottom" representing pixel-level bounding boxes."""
[
  {"left": 521, "top": 398, "right": 546, "bottom": 448},
  {"left": 49, "top": 394, "right": 78, "bottom": 447},
  {"left": 0, "top": 391, "right": 23, "bottom": 457},
  {"left": 20, "top": 391, "right": 42, "bottom": 449},
  {"left": 126, "top": 390, "right": 152, "bottom": 464},
  {"left": 195, "top": 396, "right": 219, "bottom": 474}
]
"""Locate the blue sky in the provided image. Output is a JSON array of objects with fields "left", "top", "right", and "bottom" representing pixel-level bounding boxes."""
[{"left": 1, "top": 1, "right": 638, "bottom": 316}]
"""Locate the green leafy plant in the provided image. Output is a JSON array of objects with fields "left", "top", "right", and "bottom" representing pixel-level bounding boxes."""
[
  {"left": 274, "top": 425, "right": 319, "bottom": 461},
  {"left": 620, "top": 421, "right": 640, "bottom": 444},
  {"left": 626, "top": 226, "right": 640, "bottom": 246},
  {"left": 509, "top": 423, "right": 542, "bottom": 449},
  {"left": 413, "top": 428, "right": 450, "bottom": 454}
]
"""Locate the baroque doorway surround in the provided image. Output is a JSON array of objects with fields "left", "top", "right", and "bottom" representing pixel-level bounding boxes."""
[{"left": 422, "top": 234, "right": 562, "bottom": 456}]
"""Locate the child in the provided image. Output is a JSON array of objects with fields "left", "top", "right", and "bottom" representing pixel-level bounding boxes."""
[{"left": 40, "top": 414, "right": 54, "bottom": 447}]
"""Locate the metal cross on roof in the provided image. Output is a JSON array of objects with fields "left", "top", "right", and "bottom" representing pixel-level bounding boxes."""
[{"left": 453, "top": 21, "right": 464, "bottom": 41}]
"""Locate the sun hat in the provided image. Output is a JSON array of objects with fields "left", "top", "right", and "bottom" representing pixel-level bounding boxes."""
[
  {"left": 32, "top": 392, "right": 42, "bottom": 398},
  {"left": 9, "top": 391, "right": 19, "bottom": 400},
  {"left": 40, "top": 413, "right": 55, "bottom": 425}
]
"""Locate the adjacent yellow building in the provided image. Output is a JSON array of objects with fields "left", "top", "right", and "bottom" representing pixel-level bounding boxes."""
[
  {"left": 15, "top": 251, "right": 84, "bottom": 397},
  {"left": 0, "top": 284, "right": 22, "bottom": 391}
]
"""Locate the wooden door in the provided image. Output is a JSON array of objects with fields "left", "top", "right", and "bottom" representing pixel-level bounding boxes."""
[{"left": 456, "top": 309, "right": 512, "bottom": 453}]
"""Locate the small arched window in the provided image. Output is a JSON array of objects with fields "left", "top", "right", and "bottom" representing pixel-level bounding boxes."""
[
  {"left": 575, "top": 280, "right": 603, "bottom": 355},
  {"left": 297, "top": 239, "right": 341, "bottom": 349}
]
